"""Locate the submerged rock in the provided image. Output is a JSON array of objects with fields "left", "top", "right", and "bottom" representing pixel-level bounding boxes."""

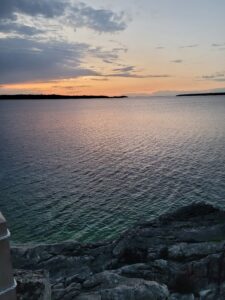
[{"left": 12, "top": 202, "right": 225, "bottom": 299}]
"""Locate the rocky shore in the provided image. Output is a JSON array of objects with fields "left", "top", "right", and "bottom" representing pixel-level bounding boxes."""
[{"left": 12, "top": 202, "right": 225, "bottom": 299}]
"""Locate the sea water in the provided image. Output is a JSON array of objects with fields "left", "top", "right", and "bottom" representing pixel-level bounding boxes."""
[{"left": 0, "top": 96, "right": 224, "bottom": 243}]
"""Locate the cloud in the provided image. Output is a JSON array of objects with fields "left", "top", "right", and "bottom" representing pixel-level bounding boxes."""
[
  {"left": 112, "top": 47, "right": 128, "bottom": 53},
  {"left": 0, "top": 37, "right": 101, "bottom": 84},
  {"left": 108, "top": 65, "right": 171, "bottom": 79},
  {"left": 0, "top": 1, "right": 129, "bottom": 86},
  {"left": 113, "top": 66, "right": 135, "bottom": 72},
  {"left": 0, "top": 35, "right": 142, "bottom": 85},
  {"left": 180, "top": 44, "right": 198, "bottom": 48},
  {"left": 0, "top": 0, "right": 127, "bottom": 34},
  {"left": 0, "top": 32, "right": 131, "bottom": 84},
  {"left": 211, "top": 43, "right": 225, "bottom": 47},
  {"left": 155, "top": 46, "right": 164, "bottom": 50},
  {"left": 0, "top": 22, "right": 43, "bottom": 35},
  {"left": 91, "top": 78, "right": 109, "bottom": 81},
  {"left": 0, "top": 0, "right": 65, "bottom": 20},
  {"left": 68, "top": 3, "right": 127, "bottom": 33},
  {"left": 200, "top": 72, "right": 225, "bottom": 82},
  {"left": 171, "top": 59, "right": 183, "bottom": 63},
  {"left": 103, "top": 59, "right": 114, "bottom": 64},
  {"left": 107, "top": 73, "right": 171, "bottom": 79},
  {"left": 89, "top": 46, "right": 127, "bottom": 64},
  {"left": 52, "top": 85, "right": 91, "bottom": 90}
]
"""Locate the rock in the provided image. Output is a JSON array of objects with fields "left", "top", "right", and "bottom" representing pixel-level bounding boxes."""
[
  {"left": 168, "top": 241, "right": 225, "bottom": 262},
  {"left": 79, "top": 272, "right": 169, "bottom": 300},
  {"left": 11, "top": 202, "right": 225, "bottom": 299},
  {"left": 116, "top": 260, "right": 177, "bottom": 286},
  {"left": 98, "top": 281, "right": 169, "bottom": 300},
  {"left": 15, "top": 269, "right": 51, "bottom": 300},
  {"left": 169, "top": 294, "right": 195, "bottom": 300},
  {"left": 198, "top": 283, "right": 225, "bottom": 300}
]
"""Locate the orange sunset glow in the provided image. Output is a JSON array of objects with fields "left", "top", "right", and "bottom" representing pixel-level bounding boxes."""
[
  {"left": 0, "top": 0, "right": 225, "bottom": 96},
  {"left": 1, "top": 2, "right": 225, "bottom": 298}
]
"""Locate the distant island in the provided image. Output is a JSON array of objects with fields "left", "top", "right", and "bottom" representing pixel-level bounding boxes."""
[
  {"left": 176, "top": 92, "right": 225, "bottom": 97},
  {"left": 0, "top": 94, "right": 127, "bottom": 100}
]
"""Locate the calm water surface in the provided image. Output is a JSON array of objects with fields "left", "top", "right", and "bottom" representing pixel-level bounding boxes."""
[{"left": 0, "top": 96, "right": 225, "bottom": 244}]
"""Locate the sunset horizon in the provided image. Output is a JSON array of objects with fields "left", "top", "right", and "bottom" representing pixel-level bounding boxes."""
[
  {"left": 1, "top": 2, "right": 225, "bottom": 299},
  {"left": 1, "top": 0, "right": 225, "bottom": 96}
]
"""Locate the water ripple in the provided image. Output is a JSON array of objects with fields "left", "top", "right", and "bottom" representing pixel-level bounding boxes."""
[{"left": 0, "top": 96, "right": 225, "bottom": 244}]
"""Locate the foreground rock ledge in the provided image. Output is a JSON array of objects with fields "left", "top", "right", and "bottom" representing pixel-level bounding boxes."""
[{"left": 12, "top": 202, "right": 225, "bottom": 300}]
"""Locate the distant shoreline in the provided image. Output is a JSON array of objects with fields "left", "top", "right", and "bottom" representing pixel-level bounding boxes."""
[
  {"left": 0, "top": 94, "right": 127, "bottom": 100},
  {"left": 176, "top": 92, "right": 225, "bottom": 97}
]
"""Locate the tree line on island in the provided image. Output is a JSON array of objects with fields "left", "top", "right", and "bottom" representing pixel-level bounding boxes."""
[
  {"left": 176, "top": 92, "right": 225, "bottom": 97},
  {"left": 0, "top": 94, "right": 127, "bottom": 100}
]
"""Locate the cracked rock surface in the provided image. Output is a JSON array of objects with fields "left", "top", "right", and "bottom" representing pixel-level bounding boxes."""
[{"left": 12, "top": 202, "right": 225, "bottom": 299}]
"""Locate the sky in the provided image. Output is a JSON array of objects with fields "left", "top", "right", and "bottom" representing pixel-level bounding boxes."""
[{"left": 0, "top": 0, "right": 225, "bottom": 96}]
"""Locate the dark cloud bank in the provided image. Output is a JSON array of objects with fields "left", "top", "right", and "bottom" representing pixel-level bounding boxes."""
[
  {"left": 0, "top": 38, "right": 101, "bottom": 84},
  {"left": 0, "top": 0, "right": 128, "bottom": 84},
  {"left": 0, "top": 0, "right": 127, "bottom": 33}
]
